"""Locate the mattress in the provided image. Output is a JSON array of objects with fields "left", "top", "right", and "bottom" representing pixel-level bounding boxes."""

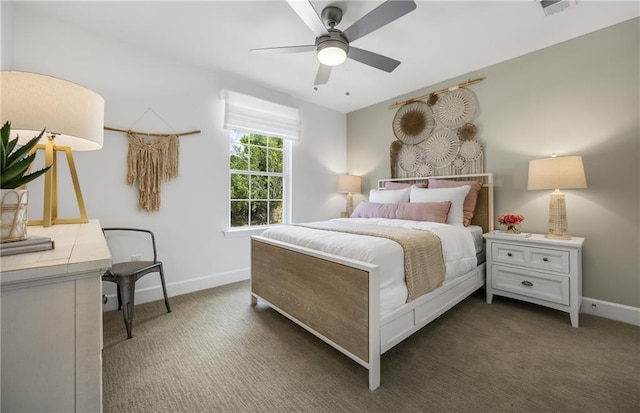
[{"left": 260, "top": 218, "right": 479, "bottom": 316}]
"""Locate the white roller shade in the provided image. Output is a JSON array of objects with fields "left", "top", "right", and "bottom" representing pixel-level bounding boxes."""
[{"left": 222, "top": 89, "right": 301, "bottom": 141}]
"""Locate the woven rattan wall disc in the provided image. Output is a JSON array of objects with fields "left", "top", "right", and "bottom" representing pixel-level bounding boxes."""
[
  {"left": 398, "top": 144, "right": 425, "bottom": 173},
  {"left": 393, "top": 101, "right": 434, "bottom": 145},
  {"left": 459, "top": 139, "right": 483, "bottom": 161},
  {"left": 457, "top": 122, "right": 477, "bottom": 141},
  {"left": 424, "top": 129, "right": 460, "bottom": 167},
  {"left": 417, "top": 164, "right": 433, "bottom": 176},
  {"left": 434, "top": 88, "right": 478, "bottom": 129}
]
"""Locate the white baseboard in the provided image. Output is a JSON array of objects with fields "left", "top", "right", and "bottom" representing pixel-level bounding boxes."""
[
  {"left": 581, "top": 297, "right": 640, "bottom": 327},
  {"left": 102, "top": 268, "right": 249, "bottom": 312}
]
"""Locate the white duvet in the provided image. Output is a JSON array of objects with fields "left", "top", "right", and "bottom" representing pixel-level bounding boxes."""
[{"left": 259, "top": 218, "right": 478, "bottom": 316}]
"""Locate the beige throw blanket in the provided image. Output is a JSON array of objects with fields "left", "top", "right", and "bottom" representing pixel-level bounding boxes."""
[{"left": 298, "top": 221, "right": 445, "bottom": 302}]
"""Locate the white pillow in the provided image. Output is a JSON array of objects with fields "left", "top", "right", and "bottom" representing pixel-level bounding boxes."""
[
  {"left": 369, "top": 187, "right": 411, "bottom": 204},
  {"left": 409, "top": 185, "right": 471, "bottom": 226}
]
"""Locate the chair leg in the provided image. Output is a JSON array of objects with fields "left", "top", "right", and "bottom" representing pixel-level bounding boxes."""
[
  {"left": 158, "top": 263, "right": 172, "bottom": 313},
  {"left": 116, "top": 285, "right": 122, "bottom": 310},
  {"left": 120, "top": 276, "right": 136, "bottom": 339}
]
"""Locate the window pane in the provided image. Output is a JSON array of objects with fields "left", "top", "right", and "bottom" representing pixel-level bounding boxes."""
[
  {"left": 251, "top": 175, "right": 268, "bottom": 199},
  {"left": 269, "top": 201, "right": 283, "bottom": 224},
  {"left": 249, "top": 145, "right": 267, "bottom": 172},
  {"left": 267, "top": 148, "right": 283, "bottom": 173},
  {"left": 230, "top": 174, "right": 249, "bottom": 199},
  {"left": 230, "top": 133, "right": 249, "bottom": 170},
  {"left": 230, "top": 201, "right": 249, "bottom": 227},
  {"left": 268, "top": 136, "right": 283, "bottom": 149},
  {"left": 251, "top": 201, "right": 268, "bottom": 226},
  {"left": 269, "top": 176, "right": 283, "bottom": 199},
  {"left": 250, "top": 134, "right": 268, "bottom": 147}
]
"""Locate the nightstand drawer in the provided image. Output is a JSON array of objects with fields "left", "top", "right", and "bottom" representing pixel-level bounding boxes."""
[
  {"left": 492, "top": 265, "right": 569, "bottom": 305},
  {"left": 492, "top": 242, "right": 570, "bottom": 274}
]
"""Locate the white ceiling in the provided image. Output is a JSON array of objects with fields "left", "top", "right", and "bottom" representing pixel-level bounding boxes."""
[{"left": 11, "top": 1, "right": 639, "bottom": 113}]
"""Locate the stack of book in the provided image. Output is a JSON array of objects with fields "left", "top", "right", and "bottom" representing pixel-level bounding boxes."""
[{"left": 0, "top": 236, "right": 55, "bottom": 257}]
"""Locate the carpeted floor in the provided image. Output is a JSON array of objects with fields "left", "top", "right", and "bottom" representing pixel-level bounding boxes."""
[{"left": 103, "top": 280, "right": 640, "bottom": 413}]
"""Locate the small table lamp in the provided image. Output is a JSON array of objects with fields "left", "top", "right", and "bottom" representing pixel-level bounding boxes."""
[
  {"left": 528, "top": 155, "right": 587, "bottom": 239},
  {"left": 338, "top": 174, "right": 361, "bottom": 216},
  {"left": 1, "top": 71, "right": 104, "bottom": 227}
]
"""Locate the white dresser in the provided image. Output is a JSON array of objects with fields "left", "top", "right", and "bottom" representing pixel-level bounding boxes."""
[
  {"left": 0, "top": 220, "right": 111, "bottom": 412},
  {"left": 484, "top": 232, "right": 585, "bottom": 327}
]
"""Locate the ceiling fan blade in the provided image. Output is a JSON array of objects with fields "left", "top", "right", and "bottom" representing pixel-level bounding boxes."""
[
  {"left": 348, "top": 47, "right": 401, "bottom": 73},
  {"left": 343, "top": 0, "right": 417, "bottom": 43},
  {"left": 287, "top": 0, "right": 327, "bottom": 37},
  {"left": 314, "top": 64, "right": 332, "bottom": 85},
  {"left": 251, "top": 45, "right": 316, "bottom": 54}
]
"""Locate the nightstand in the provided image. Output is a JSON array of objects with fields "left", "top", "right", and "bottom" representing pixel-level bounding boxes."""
[{"left": 483, "top": 232, "right": 585, "bottom": 327}]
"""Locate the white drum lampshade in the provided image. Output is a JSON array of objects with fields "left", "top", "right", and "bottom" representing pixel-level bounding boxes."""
[{"left": 1, "top": 71, "right": 105, "bottom": 226}]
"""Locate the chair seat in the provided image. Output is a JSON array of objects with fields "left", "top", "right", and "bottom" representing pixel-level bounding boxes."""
[{"left": 107, "top": 261, "right": 160, "bottom": 277}]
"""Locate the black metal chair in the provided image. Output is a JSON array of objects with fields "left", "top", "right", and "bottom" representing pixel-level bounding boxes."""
[{"left": 102, "top": 228, "right": 171, "bottom": 339}]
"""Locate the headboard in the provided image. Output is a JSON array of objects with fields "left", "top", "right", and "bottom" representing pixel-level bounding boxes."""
[{"left": 377, "top": 173, "right": 494, "bottom": 233}]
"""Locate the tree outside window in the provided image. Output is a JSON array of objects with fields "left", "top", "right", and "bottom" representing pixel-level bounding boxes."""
[{"left": 230, "top": 132, "right": 285, "bottom": 227}]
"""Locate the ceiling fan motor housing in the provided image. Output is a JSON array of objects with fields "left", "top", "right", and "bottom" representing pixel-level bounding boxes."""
[{"left": 321, "top": 6, "right": 343, "bottom": 28}]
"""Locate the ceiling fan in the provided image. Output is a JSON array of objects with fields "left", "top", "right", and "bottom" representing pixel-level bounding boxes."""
[{"left": 251, "top": 0, "right": 417, "bottom": 86}]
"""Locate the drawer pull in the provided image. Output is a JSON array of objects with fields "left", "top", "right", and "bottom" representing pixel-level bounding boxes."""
[
  {"left": 102, "top": 294, "right": 108, "bottom": 305},
  {"left": 543, "top": 257, "right": 549, "bottom": 262},
  {"left": 521, "top": 281, "right": 534, "bottom": 287},
  {"left": 507, "top": 252, "right": 513, "bottom": 257}
]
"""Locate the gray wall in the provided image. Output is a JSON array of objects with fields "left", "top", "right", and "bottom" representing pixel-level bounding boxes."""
[{"left": 347, "top": 19, "right": 639, "bottom": 308}]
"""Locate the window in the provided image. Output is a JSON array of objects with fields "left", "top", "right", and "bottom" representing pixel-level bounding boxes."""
[
  {"left": 229, "top": 131, "right": 288, "bottom": 228},
  {"left": 222, "top": 89, "right": 300, "bottom": 230}
]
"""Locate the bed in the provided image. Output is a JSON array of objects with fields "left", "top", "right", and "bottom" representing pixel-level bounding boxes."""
[{"left": 250, "top": 173, "right": 494, "bottom": 390}]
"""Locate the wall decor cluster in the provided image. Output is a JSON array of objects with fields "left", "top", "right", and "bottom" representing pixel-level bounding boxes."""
[{"left": 388, "top": 78, "right": 485, "bottom": 178}]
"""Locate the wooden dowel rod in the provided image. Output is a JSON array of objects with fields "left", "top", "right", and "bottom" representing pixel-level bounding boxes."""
[
  {"left": 104, "top": 126, "right": 201, "bottom": 137},
  {"left": 388, "top": 77, "right": 485, "bottom": 109}
]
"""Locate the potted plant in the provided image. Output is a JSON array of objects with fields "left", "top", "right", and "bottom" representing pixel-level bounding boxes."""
[{"left": 1, "top": 121, "right": 51, "bottom": 242}]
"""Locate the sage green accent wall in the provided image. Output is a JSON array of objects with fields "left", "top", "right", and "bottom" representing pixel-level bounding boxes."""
[{"left": 347, "top": 18, "right": 639, "bottom": 308}]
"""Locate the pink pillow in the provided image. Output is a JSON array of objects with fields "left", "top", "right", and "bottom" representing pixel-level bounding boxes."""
[
  {"left": 351, "top": 201, "right": 451, "bottom": 223},
  {"left": 428, "top": 178, "right": 482, "bottom": 226},
  {"left": 384, "top": 182, "right": 428, "bottom": 190}
]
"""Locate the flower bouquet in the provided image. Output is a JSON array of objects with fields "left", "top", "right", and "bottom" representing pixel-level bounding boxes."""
[{"left": 498, "top": 213, "right": 525, "bottom": 234}]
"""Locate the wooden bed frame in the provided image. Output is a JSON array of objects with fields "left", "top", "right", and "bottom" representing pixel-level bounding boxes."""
[{"left": 250, "top": 173, "right": 494, "bottom": 390}]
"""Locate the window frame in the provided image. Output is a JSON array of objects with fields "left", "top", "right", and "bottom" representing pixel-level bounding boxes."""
[{"left": 226, "top": 130, "right": 291, "bottom": 234}]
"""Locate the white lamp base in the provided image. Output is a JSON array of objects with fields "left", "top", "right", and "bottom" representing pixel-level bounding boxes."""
[
  {"left": 546, "top": 190, "right": 572, "bottom": 240},
  {"left": 345, "top": 192, "right": 354, "bottom": 216}
]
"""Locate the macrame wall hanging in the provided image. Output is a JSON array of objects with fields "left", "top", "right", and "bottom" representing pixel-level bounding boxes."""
[
  {"left": 105, "top": 108, "right": 200, "bottom": 212},
  {"left": 388, "top": 77, "right": 485, "bottom": 179}
]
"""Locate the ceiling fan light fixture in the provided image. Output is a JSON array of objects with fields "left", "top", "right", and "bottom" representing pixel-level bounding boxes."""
[{"left": 317, "top": 40, "right": 348, "bottom": 66}]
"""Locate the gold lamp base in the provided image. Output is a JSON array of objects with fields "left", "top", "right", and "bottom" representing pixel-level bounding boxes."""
[
  {"left": 545, "top": 190, "right": 572, "bottom": 240},
  {"left": 27, "top": 135, "right": 88, "bottom": 227}
]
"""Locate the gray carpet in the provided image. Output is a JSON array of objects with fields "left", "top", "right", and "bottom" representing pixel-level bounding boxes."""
[{"left": 103, "top": 280, "right": 640, "bottom": 413}]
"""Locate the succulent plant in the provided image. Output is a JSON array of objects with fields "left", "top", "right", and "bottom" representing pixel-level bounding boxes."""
[{"left": 1, "top": 121, "right": 51, "bottom": 189}]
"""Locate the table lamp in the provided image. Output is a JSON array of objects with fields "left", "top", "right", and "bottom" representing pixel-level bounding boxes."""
[
  {"left": 338, "top": 174, "right": 361, "bottom": 216},
  {"left": 1, "top": 71, "right": 104, "bottom": 227},
  {"left": 527, "top": 155, "right": 587, "bottom": 239}
]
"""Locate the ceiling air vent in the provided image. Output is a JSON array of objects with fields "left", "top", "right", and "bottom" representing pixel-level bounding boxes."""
[{"left": 539, "top": 0, "right": 576, "bottom": 16}]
